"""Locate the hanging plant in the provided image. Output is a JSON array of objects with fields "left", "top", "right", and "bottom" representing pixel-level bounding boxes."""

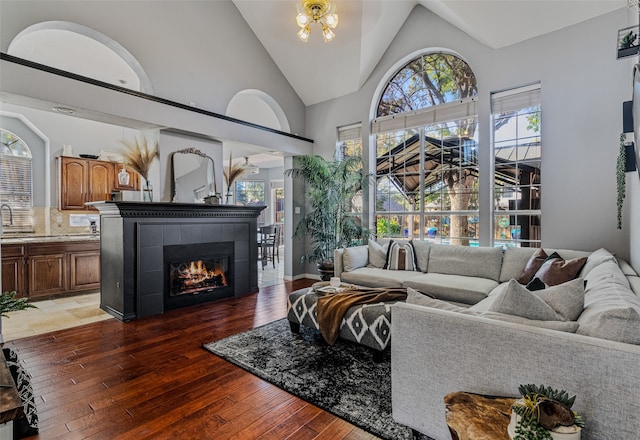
[{"left": 616, "top": 133, "right": 627, "bottom": 229}]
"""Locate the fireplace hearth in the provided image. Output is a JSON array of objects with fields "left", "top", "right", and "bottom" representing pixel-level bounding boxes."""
[{"left": 164, "top": 241, "right": 234, "bottom": 310}]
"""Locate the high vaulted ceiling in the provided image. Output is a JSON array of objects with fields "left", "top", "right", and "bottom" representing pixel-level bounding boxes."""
[{"left": 233, "top": 0, "right": 626, "bottom": 106}]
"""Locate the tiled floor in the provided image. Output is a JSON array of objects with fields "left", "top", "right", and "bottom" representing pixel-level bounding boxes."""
[{"left": 2, "top": 259, "right": 285, "bottom": 342}]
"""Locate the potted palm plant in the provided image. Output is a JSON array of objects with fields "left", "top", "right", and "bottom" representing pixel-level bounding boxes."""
[{"left": 284, "top": 155, "right": 371, "bottom": 280}]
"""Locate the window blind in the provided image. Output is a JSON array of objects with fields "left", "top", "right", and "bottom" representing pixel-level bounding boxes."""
[
  {"left": 338, "top": 123, "right": 362, "bottom": 141},
  {"left": 0, "top": 155, "right": 33, "bottom": 232},
  {"left": 491, "top": 83, "right": 541, "bottom": 114},
  {"left": 371, "top": 97, "right": 478, "bottom": 134}
]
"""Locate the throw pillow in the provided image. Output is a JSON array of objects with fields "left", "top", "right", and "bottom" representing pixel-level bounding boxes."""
[
  {"left": 487, "top": 279, "right": 563, "bottom": 321},
  {"left": 526, "top": 252, "right": 587, "bottom": 289},
  {"left": 516, "top": 248, "right": 548, "bottom": 284},
  {"left": 409, "top": 240, "right": 431, "bottom": 272},
  {"left": 343, "top": 246, "right": 368, "bottom": 272},
  {"left": 367, "top": 239, "right": 389, "bottom": 268},
  {"left": 384, "top": 241, "right": 417, "bottom": 271},
  {"left": 534, "top": 277, "right": 586, "bottom": 321}
]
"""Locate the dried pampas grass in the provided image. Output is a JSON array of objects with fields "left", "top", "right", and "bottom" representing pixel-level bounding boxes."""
[
  {"left": 120, "top": 136, "right": 158, "bottom": 180},
  {"left": 223, "top": 153, "right": 247, "bottom": 189}
]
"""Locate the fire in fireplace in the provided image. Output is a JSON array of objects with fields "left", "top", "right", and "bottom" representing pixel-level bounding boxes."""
[
  {"left": 163, "top": 241, "right": 235, "bottom": 311},
  {"left": 169, "top": 258, "right": 229, "bottom": 296}
]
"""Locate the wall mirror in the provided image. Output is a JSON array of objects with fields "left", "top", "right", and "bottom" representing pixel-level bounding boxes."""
[{"left": 171, "top": 148, "right": 217, "bottom": 203}]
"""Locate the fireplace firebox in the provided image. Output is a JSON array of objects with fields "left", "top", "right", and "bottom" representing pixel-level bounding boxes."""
[{"left": 164, "top": 242, "right": 234, "bottom": 311}]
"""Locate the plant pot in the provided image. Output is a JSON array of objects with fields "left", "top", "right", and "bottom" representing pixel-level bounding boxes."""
[
  {"left": 508, "top": 410, "right": 581, "bottom": 440},
  {"left": 317, "top": 260, "right": 334, "bottom": 282}
]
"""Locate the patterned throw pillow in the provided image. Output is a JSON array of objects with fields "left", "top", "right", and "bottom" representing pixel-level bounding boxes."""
[{"left": 384, "top": 241, "right": 417, "bottom": 271}]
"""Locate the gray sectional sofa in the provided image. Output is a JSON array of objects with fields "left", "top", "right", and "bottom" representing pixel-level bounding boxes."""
[{"left": 333, "top": 241, "right": 640, "bottom": 440}]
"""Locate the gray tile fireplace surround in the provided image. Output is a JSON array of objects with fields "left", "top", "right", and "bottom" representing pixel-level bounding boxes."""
[{"left": 89, "top": 201, "right": 266, "bottom": 321}]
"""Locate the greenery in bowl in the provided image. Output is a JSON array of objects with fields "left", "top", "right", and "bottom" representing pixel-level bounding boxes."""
[{"left": 512, "top": 384, "right": 584, "bottom": 440}]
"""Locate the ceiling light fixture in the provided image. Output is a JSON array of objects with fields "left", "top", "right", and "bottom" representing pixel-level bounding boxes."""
[
  {"left": 296, "top": 0, "right": 338, "bottom": 43},
  {"left": 241, "top": 156, "right": 259, "bottom": 174}
]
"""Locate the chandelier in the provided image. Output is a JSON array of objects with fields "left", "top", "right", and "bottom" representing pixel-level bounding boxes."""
[{"left": 295, "top": 0, "right": 338, "bottom": 43}]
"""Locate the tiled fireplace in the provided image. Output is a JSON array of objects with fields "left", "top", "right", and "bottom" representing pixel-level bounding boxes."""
[{"left": 90, "top": 201, "right": 265, "bottom": 320}]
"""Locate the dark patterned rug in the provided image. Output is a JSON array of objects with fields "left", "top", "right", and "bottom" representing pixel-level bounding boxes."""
[{"left": 203, "top": 318, "right": 433, "bottom": 440}]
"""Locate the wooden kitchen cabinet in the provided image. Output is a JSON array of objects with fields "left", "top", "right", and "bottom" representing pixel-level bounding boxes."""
[
  {"left": 112, "top": 163, "right": 140, "bottom": 191},
  {"left": 1, "top": 240, "right": 100, "bottom": 299},
  {"left": 58, "top": 156, "right": 121, "bottom": 211},
  {"left": 1, "top": 244, "right": 25, "bottom": 297}
]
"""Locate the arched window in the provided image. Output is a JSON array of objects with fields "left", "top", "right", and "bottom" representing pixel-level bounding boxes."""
[
  {"left": 0, "top": 129, "right": 33, "bottom": 232},
  {"left": 372, "top": 52, "right": 479, "bottom": 245}
]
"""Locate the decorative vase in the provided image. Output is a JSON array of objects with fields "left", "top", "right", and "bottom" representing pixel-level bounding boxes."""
[
  {"left": 143, "top": 179, "right": 153, "bottom": 202},
  {"left": 118, "top": 166, "right": 130, "bottom": 186},
  {"left": 225, "top": 191, "right": 233, "bottom": 205},
  {"left": 508, "top": 410, "right": 581, "bottom": 440}
]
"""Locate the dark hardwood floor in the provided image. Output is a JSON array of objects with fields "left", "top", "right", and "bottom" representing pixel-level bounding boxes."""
[{"left": 7, "top": 279, "right": 378, "bottom": 440}]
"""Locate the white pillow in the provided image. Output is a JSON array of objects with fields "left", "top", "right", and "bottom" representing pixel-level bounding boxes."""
[
  {"left": 367, "top": 239, "right": 389, "bottom": 268},
  {"left": 343, "top": 246, "right": 368, "bottom": 272}
]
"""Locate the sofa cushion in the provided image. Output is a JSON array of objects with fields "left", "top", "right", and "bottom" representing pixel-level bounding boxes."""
[
  {"left": 579, "top": 248, "right": 616, "bottom": 278},
  {"left": 499, "top": 247, "right": 591, "bottom": 283},
  {"left": 526, "top": 252, "right": 587, "bottom": 289},
  {"left": 516, "top": 248, "right": 548, "bottom": 284},
  {"left": 403, "top": 273, "right": 498, "bottom": 305},
  {"left": 367, "top": 239, "right": 389, "bottom": 269},
  {"left": 405, "top": 288, "right": 578, "bottom": 332},
  {"left": 577, "top": 259, "right": 640, "bottom": 344},
  {"left": 488, "top": 279, "right": 563, "bottom": 321},
  {"left": 410, "top": 240, "right": 431, "bottom": 272},
  {"left": 427, "top": 244, "right": 503, "bottom": 281},
  {"left": 618, "top": 259, "right": 639, "bottom": 277},
  {"left": 343, "top": 246, "right": 369, "bottom": 272},
  {"left": 499, "top": 247, "right": 537, "bottom": 282},
  {"left": 629, "top": 276, "right": 640, "bottom": 297},
  {"left": 340, "top": 267, "right": 423, "bottom": 288},
  {"left": 385, "top": 241, "right": 417, "bottom": 271}
]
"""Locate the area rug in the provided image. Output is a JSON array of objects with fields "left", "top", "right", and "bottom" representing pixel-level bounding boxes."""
[{"left": 203, "top": 318, "right": 433, "bottom": 440}]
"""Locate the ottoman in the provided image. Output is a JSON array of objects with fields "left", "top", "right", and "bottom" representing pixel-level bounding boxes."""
[{"left": 286, "top": 287, "right": 401, "bottom": 362}]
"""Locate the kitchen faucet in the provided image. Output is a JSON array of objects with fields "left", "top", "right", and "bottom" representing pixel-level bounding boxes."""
[{"left": 0, "top": 203, "right": 13, "bottom": 227}]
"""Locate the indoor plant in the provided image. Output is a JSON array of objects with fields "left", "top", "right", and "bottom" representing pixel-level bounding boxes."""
[
  {"left": 616, "top": 133, "right": 626, "bottom": 229},
  {"left": 509, "top": 384, "right": 584, "bottom": 440},
  {"left": 120, "top": 135, "right": 159, "bottom": 201},
  {"left": 284, "top": 154, "right": 371, "bottom": 280},
  {"left": 0, "top": 290, "right": 36, "bottom": 343}
]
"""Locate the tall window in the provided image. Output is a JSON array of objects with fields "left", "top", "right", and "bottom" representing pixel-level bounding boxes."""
[
  {"left": 235, "top": 180, "right": 266, "bottom": 224},
  {"left": 337, "top": 123, "right": 362, "bottom": 159},
  {"left": 491, "top": 83, "right": 542, "bottom": 248},
  {"left": 372, "top": 52, "right": 478, "bottom": 245},
  {"left": 0, "top": 129, "right": 33, "bottom": 232}
]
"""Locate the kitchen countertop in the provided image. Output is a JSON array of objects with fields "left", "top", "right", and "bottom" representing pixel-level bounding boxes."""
[{"left": 1, "top": 234, "right": 100, "bottom": 244}]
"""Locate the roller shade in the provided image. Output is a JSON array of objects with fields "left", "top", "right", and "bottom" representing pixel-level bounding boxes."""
[
  {"left": 338, "top": 123, "right": 362, "bottom": 141},
  {"left": 491, "top": 83, "right": 541, "bottom": 114},
  {"left": 371, "top": 97, "right": 478, "bottom": 134}
]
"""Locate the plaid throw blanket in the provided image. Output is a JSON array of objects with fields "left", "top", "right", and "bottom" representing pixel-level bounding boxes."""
[{"left": 316, "top": 287, "right": 407, "bottom": 345}]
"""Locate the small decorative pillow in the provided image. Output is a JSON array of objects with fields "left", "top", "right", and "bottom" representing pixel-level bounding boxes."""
[
  {"left": 488, "top": 279, "right": 563, "bottom": 321},
  {"left": 535, "top": 277, "right": 586, "bottom": 321},
  {"left": 526, "top": 252, "right": 588, "bottom": 290},
  {"left": 384, "top": 241, "right": 417, "bottom": 271},
  {"left": 516, "top": 248, "right": 548, "bottom": 284},
  {"left": 367, "top": 239, "right": 389, "bottom": 268}
]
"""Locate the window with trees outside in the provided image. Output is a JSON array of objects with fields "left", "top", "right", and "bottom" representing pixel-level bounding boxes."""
[
  {"left": 235, "top": 180, "right": 266, "bottom": 224},
  {"left": 336, "top": 123, "right": 364, "bottom": 226},
  {"left": 0, "top": 129, "right": 33, "bottom": 232},
  {"left": 491, "top": 83, "right": 542, "bottom": 248},
  {"left": 372, "top": 52, "right": 479, "bottom": 245}
]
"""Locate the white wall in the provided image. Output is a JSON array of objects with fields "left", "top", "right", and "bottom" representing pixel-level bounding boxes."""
[
  {"left": 307, "top": 5, "right": 636, "bottom": 264},
  {"left": 0, "top": 0, "right": 306, "bottom": 137}
]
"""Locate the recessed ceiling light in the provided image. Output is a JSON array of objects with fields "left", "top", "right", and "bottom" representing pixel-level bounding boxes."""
[{"left": 53, "top": 106, "right": 75, "bottom": 115}]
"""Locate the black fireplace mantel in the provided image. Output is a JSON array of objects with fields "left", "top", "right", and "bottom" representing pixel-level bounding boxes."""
[{"left": 89, "top": 201, "right": 266, "bottom": 321}]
